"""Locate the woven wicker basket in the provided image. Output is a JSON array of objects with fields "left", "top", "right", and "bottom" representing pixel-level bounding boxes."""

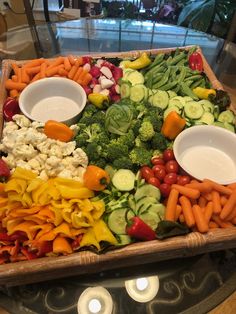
[{"left": 0, "top": 46, "right": 236, "bottom": 287}]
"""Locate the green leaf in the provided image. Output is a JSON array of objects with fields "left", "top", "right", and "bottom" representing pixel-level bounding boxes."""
[{"left": 156, "top": 220, "right": 190, "bottom": 239}]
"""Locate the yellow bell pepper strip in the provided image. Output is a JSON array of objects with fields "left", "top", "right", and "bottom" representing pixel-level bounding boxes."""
[
  {"left": 53, "top": 236, "right": 73, "bottom": 254},
  {"left": 8, "top": 221, "right": 37, "bottom": 240},
  {"left": 193, "top": 87, "right": 216, "bottom": 99},
  {"left": 161, "top": 111, "right": 186, "bottom": 140},
  {"left": 31, "top": 223, "right": 54, "bottom": 240},
  {"left": 124, "top": 52, "right": 151, "bottom": 70},
  {"left": 88, "top": 93, "right": 109, "bottom": 109},
  {"left": 0, "top": 183, "right": 6, "bottom": 196},
  {"left": 53, "top": 222, "right": 73, "bottom": 238},
  {"left": 44, "top": 120, "right": 74, "bottom": 142},
  {"left": 79, "top": 227, "right": 100, "bottom": 250},
  {"left": 83, "top": 165, "right": 110, "bottom": 191},
  {"left": 93, "top": 219, "right": 118, "bottom": 245},
  {"left": 37, "top": 230, "right": 56, "bottom": 242},
  {"left": 11, "top": 167, "right": 37, "bottom": 181},
  {"left": 56, "top": 185, "right": 94, "bottom": 199},
  {"left": 5, "top": 179, "right": 27, "bottom": 195}
]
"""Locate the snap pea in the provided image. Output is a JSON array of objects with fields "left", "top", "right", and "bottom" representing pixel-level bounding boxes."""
[
  {"left": 180, "top": 82, "right": 199, "bottom": 100},
  {"left": 184, "top": 74, "right": 203, "bottom": 81},
  {"left": 166, "top": 56, "right": 173, "bottom": 65},
  {"left": 173, "top": 47, "right": 180, "bottom": 57},
  {"left": 169, "top": 51, "right": 186, "bottom": 65},
  {"left": 152, "top": 68, "right": 171, "bottom": 88},
  {"left": 176, "top": 58, "right": 188, "bottom": 66},
  {"left": 184, "top": 80, "right": 194, "bottom": 87},
  {"left": 146, "top": 53, "right": 165, "bottom": 70},
  {"left": 159, "top": 80, "right": 177, "bottom": 91},
  {"left": 177, "top": 67, "right": 187, "bottom": 83},
  {"left": 152, "top": 72, "right": 165, "bottom": 84},
  {"left": 187, "top": 45, "right": 197, "bottom": 56},
  {"left": 190, "top": 78, "right": 204, "bottom": 89},
  {"left": 144, "top": 61, "right": 166, "bottom": 79}
]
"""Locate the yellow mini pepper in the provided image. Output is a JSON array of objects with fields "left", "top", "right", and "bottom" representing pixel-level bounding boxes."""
[
  {"left": 88, "top": 93, "right": 109, "bottom": 108},
  {"left": 193, "top": 87, "right": 216, "bottom": 99},
  {"left": 124, "top": 52, "right": 151, "bottom": 70},
  {"left": 161, "top": 111, "right": 186, "bottom": 140}
]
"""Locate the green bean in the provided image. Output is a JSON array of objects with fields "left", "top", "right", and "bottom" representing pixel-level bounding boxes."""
[
  {"left": 187, "top": 45, "right": 197, "bottom": 56},
  {"left": 184, "top": 80, "right": 193, "bottom": 87},
  {"left": 146, "top": 53, "right": 165, "bottom": 70},
  {"left": 177, "top": 67, "right": 187, "bottom": 83},
  {"left": 144, "top": 61, "right": 166, "bottom": 79},
  {"left": 169, "top": 52, "right": 186, "bottom": 65},
  {"left": 152, "top": 73, "right": 165, "bottom": 84},
  {"left": 184, "top": 74, "right": 202, "bottom": 81},
  {"left": 190, "top": 78, "right": 204, "bottom": 89},
  {"left": 180, "top": 82, "right": 199, "bottom": 100},
  {"left": 159, "top": 80, "right": 178, "bottom": 91},
  {"left": 166, "top": 56, "right": 173, "bottom": 65},
  {"left": 152, "top": 68, "right": 171, "bottom": 88}
]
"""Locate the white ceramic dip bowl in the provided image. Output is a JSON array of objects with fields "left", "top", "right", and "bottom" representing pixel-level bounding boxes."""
[{"left": 19, "top": 77, "right": 87, "bottom": 125}]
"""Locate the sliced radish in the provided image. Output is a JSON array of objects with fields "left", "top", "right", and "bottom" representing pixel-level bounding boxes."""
[
  {"left": 100, "top": 66, "right": 113, "bottom": 79},
  {"left": 112, "top": 67, "right": 123, "bottom": 82},
  {"left": 96, "top": 59, "right": 104, "bottom": 68},
  {"left": 100, "top": 89, "right": 110, "bottom": 96},
  {"left": 93, "top": 84, "right": 102, "bottom": 93},
  {"left": 89, "top": 65, "right": 101, "bottom": 78},
  {"left": 83, "top": 63, "right": 91, "bottom": 72},
  {"left": 100, "top": 78, "right": 114, "bottom": 89}
]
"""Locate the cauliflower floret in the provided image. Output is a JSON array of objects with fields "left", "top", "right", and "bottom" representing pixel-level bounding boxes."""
[
  {"left": 37, "top": 140, "right": 53, "bottom": 155},
  {"left": 31, "top": 121, "right": 44, "bottom": 129},
  {"left": 24, "top": 129, "right": 47, "bottom": 145},
  {"left": 2, "top": 122, "right": 18, "bottom": 136},
  {"left": 16, "top": 159, "right": 33, "bottom": 171},
  {"left": 13, "top": 114, "right": 31, "bottom": 128},
  {"left": 72, "top": 148, "right": 88, "bottom": 167},
  {"left": 47, "top": 144, "right": 63, "bottom": 158},
  {"left": 61, "top": 141, "right": 76, "bottom": 156},
  {"left": 57, "top": 169, "right": 73, "bottom": 179},
  {"left": 2, "top": 155, "right": 16, "bottom": 169},
  {"left": 12, "top": 144, "right": 38, "bottom": 160},
  {"left": 73, "top": 167, "right": 86, "bottom": 182},
  {"left": 28, "top": 158, "right": 41, "bottom": 171},
  {"left": 38, "top": 170, "right": 48, "bottom": 181},
  {"left": 70, "top": 124, "right": 79, "bottom": 136},
  {"left": 45, "top": 156, "right": 62, "bottom": 168}
]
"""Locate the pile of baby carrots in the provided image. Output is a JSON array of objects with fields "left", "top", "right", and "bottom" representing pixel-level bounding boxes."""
[
  {"left": 165, "top": 178, "right": 236, "bottom": 233},
  {"left": 5, "top": 55, "right": 92, "bottom": 98}
]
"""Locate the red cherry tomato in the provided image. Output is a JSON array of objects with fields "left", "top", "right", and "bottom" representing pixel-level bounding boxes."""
[
  {"left": 159, "top": 183, "right": 171, "bottom": 197},
  {"left": 177, "top": 175, "right": 191, "bottom": 186},
  {"left": 153, "top": 164, "right": 166, "bottom": 179},
  {"left": 164, "top": 172, "right": 178, "bottom": 185},
  {"left": 151, "top": 157, "right": 164, "bottom": 165},
  {"left": 140, "top": 166, "right": 154, "bottom": 182},
  {"left": 148, "top": 177, "right": 161, "bottom": 188},
  {"left": 165, "top": 160, "right": 179, "bottom": 174},
  {"left": 163, "top": 149, "right": 175, "bottom": 162}
]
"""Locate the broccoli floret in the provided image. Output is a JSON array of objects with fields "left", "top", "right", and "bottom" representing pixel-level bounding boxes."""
[
  {"left": 129, "top": 147, "right": 152, "bottom": 166},
  {"left": 84, "top": 123, "right": 103, "bottom": 143},
  {"left": 89, "top": 158, "right": 107, "bottom": 169},
  {"left": 106, "top": 141, "right": 129, "bottom": 161},
  {"left": 112, "top": 157, "right": 134, "bottom": 170},
  {"left": 131, "top": 119, "right": 142, "bottom": 137},
  {"left": 82, "top": 104, "right": 98, "bottom": 118},
  {"left": 151, "top": 132, "right": 168, "bottom": 151},
  {"left": 97, "top": 131, "right": 110, "bottom": 146},
  {"left": 117, "top": 129, "right": 135, "bottom": 149},
  {"left": 139, "top": 121, "right": 155, "bottom": 142},
  {"left": 84, "top": 142, "right": 102, "bottom": 160},
  {"left": 143, "top": 115, "right": 163, "bottom": 132},
  {"left": 89, "top": 110, "right": 106, "bottom": 125},
  {"left": 134, "top": 136, "right": 150, "bottom": 149},
  {"left": 75, "top": 132, "right": 89, "bottom": 147}
]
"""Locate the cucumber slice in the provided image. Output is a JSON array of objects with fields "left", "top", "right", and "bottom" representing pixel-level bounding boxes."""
[
  {"left": 134, "top": 184, "right": 161, "bottom": 202},
  {"left": 224, "top": 122, "right": 235, "bottom": 133},
  {"left": 183, "top": 96, "right": 194, "bottom": 103},
  {"left": 120, "top": 82, "right": 131, "bottom": 99},
  {"left": 108, "top": 208, "right": 134, "bottom": 235},
  {"left": 167, "top": 90, "right": 177, "bottom": 99},
  {"left": 152, "top": 90, "right": 169, "bottom": 109},
  {"left": 164, "top": 106, "right": 181, "bottom": 120},
  {"left": 112, "top": 169, "right": 136, "bottom": 191},
  {"left": 139, "top": 211, "right": 160, "bottom": 230},
  {"left": 169, "top": 96, "right": 186, "bottom": 109},
  {"left": 213, "top": 105, "right": 220, "bottom": 119},
  {"left": 136, "top": 196, "right": 157, "bottom": 214},
  {"left": 196, "top": 111, "right": 214, "bottom": 125},
  {"left": 184, "top": 101, "right": 204, "bottom": 119},
  {"left": 117, "top": 234, "right": 132, "bottom": 245},
  {"left": 218, "top": 110, "right": 235, "bottom": 124},
  {"left": 122, "top": 68, "right": 134, "bottom": 80},
  {"left": 148, "top": 203, "right": 165, "bottom": 217},
  {"left": 127, "top": 70, "right": 145, "bottom": 86},
  {"left": 104, "top": 165, "right": 116, "bottom": 179},
  {"left": 198, "top": 100, "right": 214, "bottom": 113},
  {"left": 130, "top": 84, "right": 147, "bottom": 102}
]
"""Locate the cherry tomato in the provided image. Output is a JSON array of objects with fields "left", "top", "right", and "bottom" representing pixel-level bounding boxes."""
[
  {"left": 177, "top": 175, "right": 191, "bottom": 186},
  {"left": 151, "top": 157, "right": 164, "bottom": 165},
  {"left": 152, "top": 164, "right": 166, "bottom": 179},
  {"left": 140, "top": 166, "right": 154, "bottom": 182},
  {"left": 165, "top": 160, "right": 179, "bottom": 174},
  {"left": 163, "top": 149, "right": 175, "bottom": 162},
  {"left": 159, "top": 183, "right": 171, "bottom": 197},
  {"left": 164, "top": 172, "right": 178, "bottom": 185},
  {"left": 148, "top": 177, "right": 161, "bottom": 188}
]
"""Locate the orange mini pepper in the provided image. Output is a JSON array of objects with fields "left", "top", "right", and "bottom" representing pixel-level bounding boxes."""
[
  {"left": 161, "top": 111, "right": 186, "bottom": 140},
  {"left": 83, "top": 165, "right": 110, "bottom": 191},
  {"left": 44, "top": 120, "right": 74, "bottom": 142}
]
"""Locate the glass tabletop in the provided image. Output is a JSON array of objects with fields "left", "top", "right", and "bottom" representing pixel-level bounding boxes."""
[{"left": 0, "top": 17, "right": 236, "bottom": 314}]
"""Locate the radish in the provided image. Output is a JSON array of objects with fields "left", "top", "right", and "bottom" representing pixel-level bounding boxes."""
[
  {"left": 83, "top": 63, "right": 91, "bottom": 72},
  {"left": 90, "top": 77, "right": 99, "bottom": 88},
  {"left": 83, "top": 86, "right": 92, "bottom": 95},
  {"left": 100, "top": 89, "right": 110, "bottom": 96},
  {"left": 89, "top": 66, "right": 100, "bottom": 78},
  {"left": 82, "top": 56, "right": 92, "bottom": 64},
  {"left": 112, "top": 67, "right": 123, "bottom": 82},
  {"left": 100, "top": 77, "right": 114, "bottom": 89},
  {"left": 102, "top": 60, "right": 115, "bottom": 70},
  {"left": 96, "top": 59, "right": 104, "bottom": 68},
  {"left": 110, "top": 84, "right": 120, "bottom": 95},
  {"left": 93, "top": 84, "right": 102, "bottom": 93},
  {"left": 110, "top": 94, "right": 121, "bottom": 103},
  {"left": 100, "top": 66, "right": 113, "bottom": 79}
]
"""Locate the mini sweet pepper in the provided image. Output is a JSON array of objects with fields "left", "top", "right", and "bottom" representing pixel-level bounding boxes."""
[
  {"left": 88, "top": 93, "right": 109, "bottom": 108},
  {"left": 124, "top": 52, "right": 151, "bottom": 70},
  {"left": 161, "top": 111, "right": 186, "bottom": 140}
]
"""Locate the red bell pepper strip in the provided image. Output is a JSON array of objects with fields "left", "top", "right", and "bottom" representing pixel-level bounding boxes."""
[
  {"left": 188, "top": 52, "right": 203, "bottom": 72},
  {"left": 126, "top": 217, "right": 156, "bottom": 241},
  {"left": 0, "top": 159, "right": 10, "bottom": 182},
  {"left": 21, "top": 248, "right": 38, "bottom": 260}
]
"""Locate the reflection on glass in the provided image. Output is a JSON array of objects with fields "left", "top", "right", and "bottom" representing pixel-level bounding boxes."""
[
  {"left": 77, "top": 286, "right": 113, "bottom": 314},
  {"left": 125, "top": 275, "right": 160, "bottom": 303}
]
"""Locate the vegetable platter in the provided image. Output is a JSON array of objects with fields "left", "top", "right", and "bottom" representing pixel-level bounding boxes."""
[{"left": 0, "top": 45, "right": 236, "bottom": 287}]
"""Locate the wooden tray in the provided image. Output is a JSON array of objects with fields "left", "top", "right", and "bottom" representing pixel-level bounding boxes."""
[{"left": 0, "top": 46, "right": 236, "bottom": 287}]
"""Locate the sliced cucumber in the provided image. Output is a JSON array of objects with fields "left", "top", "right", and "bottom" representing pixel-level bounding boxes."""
[
  {"left": 104, "top": 165, "right": 116, "bottom": 179},
  {"left": 196, "top": 111, "right": 214, "bottom": 125},
  {"left": 117, "top": 234, "right": 132, "bottom": 245},
  {"left": 134, "top": 184, "right": 161, "bottom": 202},
  {"left": 108, "top": 208, "right": 134, "bottom": 235},
  {"left": 139, "top": 211, "right": 160, "bottom": 230},
  {"left": 130, "top": 84, "right": 147, "bottom": 102},
  {"left": 184, "top": 101, "right": 204, "bottom": 119},
  {"left": 164, "top": 106, "right": 181, "bottom": 120},
  {"left": 148, "top": 203, "right": 165, "bottom": 217},
  {"left": 120, "top": 82, "right": 131, "bottom": 99},
  {"left": 198, "top": 99, "right": 214, "bottom": 113},
  {"left": 223, "top": 122, "right": 235, "bottom": 133},
  {"left": 167, "top": 90, "right": 177, "bottom": 99},
  {"left": 183, "top": 96, "right": 194, "bottom": 103},
  {"left": 136, "top": 196, "right": 157, "bottom": 214},
  {"left": 112, "top": 169, "right": 136, "bottom": 191},
  {"left": 218, "top": 110, "right": 235, "bottom": 124},
  {"left": 169, "top": 96, "right": 186, "bottom": 109},
  {"left": 127, "top": 70, "right": 145, "bottom": 86},
  {"left": 213, "top": 105, "right": 220, "bottom": 119},
  {"left": 152, "top": 90, "right": 169, "bottom": 109}
]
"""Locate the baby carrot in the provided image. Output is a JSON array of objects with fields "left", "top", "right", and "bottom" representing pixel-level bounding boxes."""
[
  {"left": 204, "top": 201, "right": 213, "bottom": 224},
  {"left": 11, "top": 63, "right": 20, "bottom": 75},
  {"left": 46, "top": 65, "right": 63, "bottom": 77},
  {"left": 76, "top": 68, "right": 88, "bottom": 82},
  {"left": 175, "top": 204, "right": 182, "bottom": 221},
  {"left": 209, "top": 221, "right": 219, "bottom": 229},
  {"left": 179, "top": 214, "right": 185, "bottom": 223},
  {"left": 21, "top": 67, "right": 30, "bottom": 83},
  {"left": 165, "top": 188, "right": 179, "bottom": 221},
  {"left": 47, "top": 56, "right": 64, "bottom": 69},
  {"left": 186, "top": 181, "right": 212, "bottom": 193},
  {"left": 68, "top": 54, "right": 76, "bottom": 65},
  {"left": 40, "top": 62, "right": 47, "bottom": 79},
  {"left": 211, "top": 190, "right": 221, "bottom": 214},
  {"left": 24, "top": 58, "right": 45, "bottom": 68},
  {"left": 58, "top": 68, "right": 69, "bottom": 77},
  {"left": 11, "top": 75, "right": 18, "bottom": 82},
  {"left": 220, "top": 190, "right": 236, "bottom": 220},
  {"left": 171, "top": 184, "right": 200, "bottom": 199},
  {"left": 31, "top": 72, "right": 41, "bottom": 82},
  {"left": 26, "top": 66, "right": 41, "bottom": 75},
  {"left": 203, "top": 179, "right": 232, "bottom": 196},
  {"left": 225, "top": 206, "right": 236, "bottom": 222},
  {"left": 227, "top": 182, "right": 236, "bottom": 190},
  {"left": 192, "top": 204, "right": 209, "bottom": 233},
  {"left": 73, "top": 67, "right": 83, "bottom": 81},
  {"left": 80, "top": 72, "right": 92, "bottom": 86},
  {"left": 220, "top": 195, "right": 228, "bottom": 206},
  {"left": 64, "top": 57, "right": 72, "bottom": 71},
  {"left": 198, "top": 196, "right": 207, "bottom": 208},
  {"left": 201, "top": 192, "right": 212, "bottom": 201},
  {"left": 179, "top": 195, "right": 195, "bottom": 228},
  {"left": 9, "top": 89, "right": 19, "bottom": 98},
  {"left": 68, "top": 63, "right": 79, "bottom": 79},
  {"left": 212, "top": 214, "right": 234, "bottom": 228},
  {"left": 232, "top": 216, "right": 236, "bottom": 225},
  {"left": 17, "top": 68, "right": 22, "bottom": 83},
  {"left": 5, "top": 79, "right": 26, "bottom": 91}
]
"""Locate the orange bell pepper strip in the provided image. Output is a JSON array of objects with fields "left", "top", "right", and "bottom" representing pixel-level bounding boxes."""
[
  {"left": 53, "top": 236, "right": 73, "bottom": 254},
  {"left": 44, "top": 120, "right": 74, "bottom": 142},
  {"left": 83, "top": 165, "right": 110, "bottom": 191}
]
